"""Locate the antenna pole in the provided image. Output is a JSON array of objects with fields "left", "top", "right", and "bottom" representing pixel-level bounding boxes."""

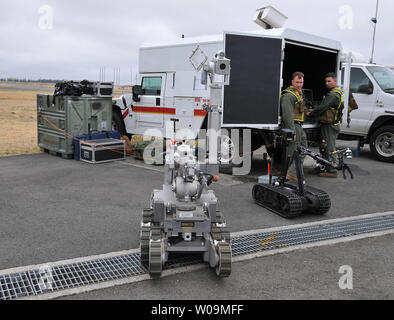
[{"left": 370, "top": 0, "right": 379, "bottom": 64}]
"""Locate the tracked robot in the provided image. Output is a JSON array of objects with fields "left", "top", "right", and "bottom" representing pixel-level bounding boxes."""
[
  {"left": 140, "top": 50, "right": 232, "bottom": 278},
  {"left": 253, "top": 129, "right": 354, "bottom": 218}
]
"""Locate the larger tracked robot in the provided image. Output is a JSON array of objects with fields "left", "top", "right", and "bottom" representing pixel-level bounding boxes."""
[
  {"left": 253, "top": 129, "right": 354, "bottom": 218},
  {"left": 140, "top": 50, "right": 232, "bottom": 278}
]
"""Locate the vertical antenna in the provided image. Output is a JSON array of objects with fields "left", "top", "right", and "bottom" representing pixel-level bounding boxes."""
[{"left": 370, "top": 0, "right": 379, "bottom": 64}]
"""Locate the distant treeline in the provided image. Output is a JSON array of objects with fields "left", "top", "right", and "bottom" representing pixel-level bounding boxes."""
[{"left": 0, "top": 78, "right": 63, "bottom": 83}]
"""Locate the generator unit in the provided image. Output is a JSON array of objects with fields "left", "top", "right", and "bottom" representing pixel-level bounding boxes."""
[{"left": 37, "top": 95, "right": 113, "bottom": 158}]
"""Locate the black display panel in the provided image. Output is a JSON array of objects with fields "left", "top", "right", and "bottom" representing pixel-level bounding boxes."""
[{"left": 223, "top": 34, "right": 283, "bottom": 126}]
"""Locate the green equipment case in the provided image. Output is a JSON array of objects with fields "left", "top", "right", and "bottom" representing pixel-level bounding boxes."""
[{"left": 37, "top": 95, "right": 113, "bottom": 158}]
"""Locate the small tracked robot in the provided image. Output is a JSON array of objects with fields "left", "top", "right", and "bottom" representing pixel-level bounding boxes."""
[
  {"left": 253, "top": 129, "right": 354, "bottom": 218},
  {"left": 140, "top": 50, "right": 232, "bottom": 278}
]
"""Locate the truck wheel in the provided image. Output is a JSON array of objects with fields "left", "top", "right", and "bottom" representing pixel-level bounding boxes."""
[
  {"left": 370, "top": 126, "right": 394, "bottom": 163},
  {"left": 219, "top": 131, "right": 243, "bottom": 175},
  {"left": 112, "top": 110, "right": 127, "bottom": 136},
  {"left": 218, "top": 132, "right": 263, "bottom": 175}
]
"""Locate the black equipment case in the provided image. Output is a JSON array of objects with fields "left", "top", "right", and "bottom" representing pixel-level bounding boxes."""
[{"left": 80, "top": 139, "right": 125, "bottom": 164}]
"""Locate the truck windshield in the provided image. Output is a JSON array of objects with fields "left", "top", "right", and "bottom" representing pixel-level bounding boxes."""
[{"left": 366, "top": 66, "right": 394, "bottom": 94}]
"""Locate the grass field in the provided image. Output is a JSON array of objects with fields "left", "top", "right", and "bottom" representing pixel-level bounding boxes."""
[
  {"left": 0, "top": 88, "right": 51, "bottom": 157},
  {"left": 0, "top": 82, "right": 132, "bottom": 157}
]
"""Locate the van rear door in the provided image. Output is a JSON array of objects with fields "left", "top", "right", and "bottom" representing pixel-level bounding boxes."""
[{"left": 223, "top": 32, "right": 284, "bottom": 127}]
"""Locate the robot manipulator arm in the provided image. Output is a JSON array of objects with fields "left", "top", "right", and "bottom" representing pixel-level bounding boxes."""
[
  {"left": 195, "top": 172, "right": 214, "bottom": 200},
  {"left": 333, "top": 148, "right": 354, "bottom": 180},
  {"left": 297, "top": 146, "right": 354, "bottom": 180}
]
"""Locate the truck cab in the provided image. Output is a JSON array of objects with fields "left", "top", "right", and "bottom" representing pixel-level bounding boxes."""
[{"left": 340, "top": 63, "right": 394, "bottom": 162}]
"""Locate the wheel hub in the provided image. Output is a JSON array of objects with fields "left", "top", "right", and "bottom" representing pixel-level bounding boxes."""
[
  {"left": 112, "top": 120, "right": 118, "bottom": 131},
  {"left": 376, "top": 133, "right": 394, "bottom": 157},
  {"left": 384, "top": 140, "right": 392, "bottom": 148}
]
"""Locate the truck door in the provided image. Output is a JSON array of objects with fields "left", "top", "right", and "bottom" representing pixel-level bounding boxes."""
[
  {"left": 340, "top": 57, "right": 351, "bottom": 132},
  {"left": 367, "top": 65, "right": 394, "bottom": 119},
  {"left": 133, "top": 74, "right": 166, "bottom": 128},
  {"left": 223, "top": 32, "right": 284, "bottom": 127},
  {"left": 347, "top": 67, "right": 377, "bottom": 134}
]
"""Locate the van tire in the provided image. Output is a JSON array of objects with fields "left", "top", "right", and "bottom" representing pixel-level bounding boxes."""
[
  {"left": 370, "top": 126, "right": 394, "bottom": 163},
  {"left": 112, "top": 110, "right": 127, "bottom": 137}
]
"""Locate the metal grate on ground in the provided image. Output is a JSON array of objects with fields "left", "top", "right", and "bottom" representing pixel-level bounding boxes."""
[
  {"left": 0, "top": 253, "right": 203, "bottom": 300},
  {"left": 231, "top": 215, "right": 394, "bottom": 256},
  {"left": 0, "top": 272, "right": 36, "bottom": 300},
  {"left": 0, "top": 214, "right": 393, "bottom": 300}
]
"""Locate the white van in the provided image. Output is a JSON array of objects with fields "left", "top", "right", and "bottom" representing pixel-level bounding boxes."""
[{"left": 340, "top": 63, "right": 394, "bottom": 162}]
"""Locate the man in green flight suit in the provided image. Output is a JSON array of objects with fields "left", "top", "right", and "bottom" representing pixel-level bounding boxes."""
[
  {"left": 307, "top": 73, "right": 345, "bottom": 178},
  {"left": 280, "top": 72, "right": 308, "bottom": 182}
]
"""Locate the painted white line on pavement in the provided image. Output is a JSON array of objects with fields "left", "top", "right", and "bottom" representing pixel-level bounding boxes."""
[{"left": 117, "top": 160, "right": 164, "bottom": 173}]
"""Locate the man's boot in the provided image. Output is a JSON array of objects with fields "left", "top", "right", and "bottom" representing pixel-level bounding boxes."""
[
  {"left": 308, "top": 166, "right": 323, "bottom": 175},
  {"left": 319, "top": 168, "right": 338, "bottom": 178}
]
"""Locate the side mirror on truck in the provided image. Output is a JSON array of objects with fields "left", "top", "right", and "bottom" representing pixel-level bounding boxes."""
[
  {"left": 132, "top": 85, "right": 143, "bottom": 102},
  {"left": 357, "top": 84, "right": 373, "bottom": 95}
]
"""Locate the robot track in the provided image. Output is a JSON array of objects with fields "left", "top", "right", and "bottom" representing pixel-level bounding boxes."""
[
  {"left": 284, "top": 182, "right": 331, "bottom": 215},
  {"left": 215, "top": 242, "right": 232, "bottom": 277},
  {"left": 148, "top": 227, "right": 164, "bottom": 279},
  {"left": 140, "top": 208, "right": 153, "bottom": 266},
  {"left": 211, "top": 212, "right": 232, "bottom": 277},
  {"left": 252, "top": 183, "right": 303, "bottom": 219}
]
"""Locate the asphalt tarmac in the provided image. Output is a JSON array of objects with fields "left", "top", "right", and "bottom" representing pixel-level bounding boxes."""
[{"left": 0, "top": 141, "right": 393, "bottom": 299}]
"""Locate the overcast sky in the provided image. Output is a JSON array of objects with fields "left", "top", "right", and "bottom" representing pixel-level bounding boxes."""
[{"left": 0, "top": 0, "right": 393, "bottom": 84}]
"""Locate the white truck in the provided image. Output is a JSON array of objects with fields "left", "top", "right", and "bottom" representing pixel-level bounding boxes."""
[
  {"left": 112, "top": 28, "right": 394, "bottom": 164},
  {"left": 339, "top": 62, "right": 394, "bottom": 162}
]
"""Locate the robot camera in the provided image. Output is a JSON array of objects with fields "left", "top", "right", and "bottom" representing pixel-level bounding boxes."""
[
  {"left": 216, "top": 51, "right": 225, "bottom": 59},
  {"left": 345, "top": 148, "right": 353, "bottom": 159},
  {"left": 213, "top": 51, "right": 231, "bottom": 76}
]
